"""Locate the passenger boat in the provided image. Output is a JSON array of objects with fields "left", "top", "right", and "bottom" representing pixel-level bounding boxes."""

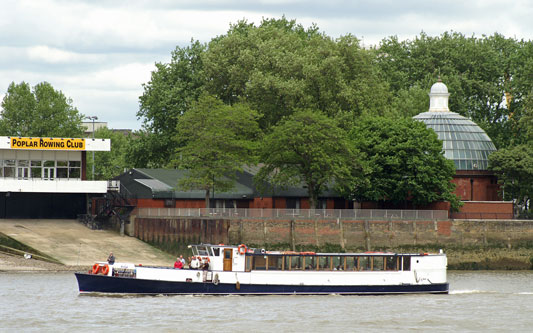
[{"left": 75, "top": 244, "right": 449, "bottom": 295}]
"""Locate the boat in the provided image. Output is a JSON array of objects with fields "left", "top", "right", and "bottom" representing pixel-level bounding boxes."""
[{"left": 75, "top": 244, "right": 449, "bottom": 295}]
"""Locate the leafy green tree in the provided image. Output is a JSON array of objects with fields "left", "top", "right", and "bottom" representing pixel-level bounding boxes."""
[
  {"left": 203, "top": 18, "right": 391, "bottom": 130},
  {"left": 375, "top": 32, "right": 532, "bottom": 149},
  {"left": 0, "top": 81, "right": 84, "bottom": 137},
  {"left": 173, "top": 95, "right": 260, "bottom": 208},
  {"left": 86, "top": 127, "right": 131, "bottom": 180},
  {"left": 256, "top": 110, "right": 357, "bottom": 209},
  {"left": 348, "top": 115, "right": 461, "bottom": 210},
  {"left": 489, "top": 145, "right": 533, "bottom": 214},
  {"left": 135, "top": 40, "right": 207, "bottom": 167}
]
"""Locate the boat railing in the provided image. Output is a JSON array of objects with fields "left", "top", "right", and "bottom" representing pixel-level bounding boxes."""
[{"left": 136, "top": 208, "right": 449, "bottom": 221}]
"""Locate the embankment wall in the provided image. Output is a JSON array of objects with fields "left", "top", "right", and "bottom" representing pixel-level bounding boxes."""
[{"left": 132, "top": 217, "right": 533, "bottom": 250}]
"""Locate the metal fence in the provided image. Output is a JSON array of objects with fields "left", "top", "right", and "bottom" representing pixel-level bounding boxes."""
[{"left": 136, "top": 207, "right": 449, "bottom": 221}]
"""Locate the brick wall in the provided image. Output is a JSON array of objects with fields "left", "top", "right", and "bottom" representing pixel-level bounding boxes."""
[{"left": 451, "top": 201, "right": 513, "bottom": 219}]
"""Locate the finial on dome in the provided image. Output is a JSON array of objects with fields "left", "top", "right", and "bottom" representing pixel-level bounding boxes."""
[{"left": 437, "top": 76, "right": 442, "bottom": 83}]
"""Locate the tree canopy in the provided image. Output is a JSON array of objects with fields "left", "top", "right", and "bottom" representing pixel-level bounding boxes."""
[
  {"left": 375, "top": 32, "right": 533, "bottom": 148},
  {"left": 0, "top": 81, "right": 84, "bottom": 137},
  {"left": 134, "top": 40, "right": 207, "bottom": 167},
  {"left": 256, "top": 109, "right": 357, "bottom": 209},
  {"left": 173, "top": 95, "right": 260, "bottom": 208},
  {"left": 489, "top": 144, "right": 533, "bottom": 215},
  {"left": 347, "top": 115, "right": 461, "bottom": 210}
]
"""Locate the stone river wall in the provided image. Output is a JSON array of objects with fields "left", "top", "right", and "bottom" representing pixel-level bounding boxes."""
[{"left": 132, "top": 217, "right": 533, "bottom": 249}]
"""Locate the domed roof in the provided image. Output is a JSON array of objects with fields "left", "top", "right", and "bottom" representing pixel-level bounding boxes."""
[
  {"left": 413, "top": 80, "right": 496, "bottom": 171},
  {"left": 430, "top": 80, "right": 449, "bottom": 94}
]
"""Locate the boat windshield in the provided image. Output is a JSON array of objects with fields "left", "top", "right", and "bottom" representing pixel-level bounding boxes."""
[{"left": 194, "top": 245, "right": 209, "bottom": 256}]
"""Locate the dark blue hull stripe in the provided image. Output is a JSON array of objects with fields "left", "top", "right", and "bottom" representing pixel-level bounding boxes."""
[{"left": 75, "top": 273, "right": 449, "bottom": 295}]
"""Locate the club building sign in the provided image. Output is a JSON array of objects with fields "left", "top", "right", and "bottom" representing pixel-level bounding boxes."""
[
  {"left": 10, "top": 137, "right": 85, "bottom": 150},
  {"left": 0, "top": 136, "right": 110, "bottom": 152}
]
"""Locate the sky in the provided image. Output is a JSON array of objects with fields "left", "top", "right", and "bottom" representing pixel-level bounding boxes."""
[{"left": 1, "top": 0, "right": 532, "bottom": 131}]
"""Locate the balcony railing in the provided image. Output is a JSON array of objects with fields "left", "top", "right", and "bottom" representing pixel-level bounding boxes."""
[{"left": 136, "top": 208, "right": 449, "bottom": 221}]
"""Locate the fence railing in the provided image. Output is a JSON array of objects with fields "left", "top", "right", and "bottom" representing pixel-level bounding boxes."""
[{"left": 136, "top": 208, "right": 449, "bottom": 221}]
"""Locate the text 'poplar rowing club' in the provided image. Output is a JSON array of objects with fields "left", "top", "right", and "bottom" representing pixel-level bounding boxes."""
[{"left": 10, "top": 138, "right": 86, "bottom": 150}]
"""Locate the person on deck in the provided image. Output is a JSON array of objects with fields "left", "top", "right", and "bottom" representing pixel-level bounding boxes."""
[
  {"left": 174, "top": 257, "right": 183, "bottom": 269},
  {"left": 107, "top": 252, "right": 115, "bottom": 264}
]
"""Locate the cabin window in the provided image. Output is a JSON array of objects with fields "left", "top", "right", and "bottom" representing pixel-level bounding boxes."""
[
  {"left": 253, "top": 256, "right": 267, "bottom": 270},
  {"left": 317, "top": 256, "right": 331, "bottom": 270},
  {"left": 402, "top": 256, "right": 411, "bottom": 271},
  {"left": 245, "top": 256, "right": 252, "bottom": 272},
  {"left": 346, "top": 257, "right": 358, "bottom": 271},
  {"left": 385, "top": 256, "right": 397, "bottom": 271},
  {"left": 197, "top": 246, "right": 209, "bottom": 256},
  {"left": 332, "top": 256, "right": 345, "bottom": 270},
  {"left": 224, "top": 249, "right": 232, "bottom": 260},
  {"left": 290, "top": 256, "right": 302, "bottom": 270},
  {"left": 284, "top": 256, "right": 290, "bottom": 270},
  {"left": 359, "top": 256, "right": 371, "bottom": 271},
  {"left": 269, "top": 256, "right": 283, "bottom": 270},
  {"left": 373, "top": 257, "right": 384, "bottom": 271},
  {"left": 213, "top": 248, "right": 220, "bottom": 256},
  {"left": 304, "top": 256, "right": 316, "bottom": 270},
  {"left": 191, "top": 247, "right": 198, "bottom": 256}
]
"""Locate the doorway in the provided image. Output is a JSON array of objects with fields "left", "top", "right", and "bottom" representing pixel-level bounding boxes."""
[{"left": 223, "top": 248, "right": 233, "bottom": 271}]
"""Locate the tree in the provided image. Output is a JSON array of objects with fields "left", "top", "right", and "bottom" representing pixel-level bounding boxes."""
[
  {"left": 173, "top": 95, "right": 260, "bottom": 208},
  {"left": 348, "top": 115, "right": 461, "bottom": 210},
  {"left": 134, "top": 40, "right": 207, "bottom": 167},
  {"left": 489, "top": 145, "right": 533, "bottom": 215},
  {"left": 87, "top": 127, "right": 131, "bottom": 180},
  {"left": 203, "top": 18, "right": 391, "bottom": 130},
  {"left": 375, "top": 32, "right": 532, "bottom": 149},
  {"left": 0, "top": 81, "right": 84, "bottom": 137},
  {"left": 135, "top": 18, "right": 391, "bottom": 166},
  {"left": 256, "top": 110, "right": 357, "bottom": 209}
]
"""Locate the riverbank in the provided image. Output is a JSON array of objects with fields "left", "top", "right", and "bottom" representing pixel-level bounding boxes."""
[{"left": 0, "top": 252, "right": 88, "bottom": 272}]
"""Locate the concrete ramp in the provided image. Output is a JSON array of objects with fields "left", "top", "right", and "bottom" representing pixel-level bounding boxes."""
[{"left": 0, "top": 219, "right": 174, "bottom": 266}]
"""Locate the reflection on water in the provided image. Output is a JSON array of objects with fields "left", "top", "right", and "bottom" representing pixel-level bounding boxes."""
[{"left": 1, "top": 271, "right": 533, "bottom": 332}]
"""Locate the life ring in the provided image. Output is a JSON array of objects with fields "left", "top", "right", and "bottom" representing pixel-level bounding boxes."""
[
  {"left": 92, "top": 264, "right": 100, "bottom": 274},
  {"left": 203, "top": 257, "right": 210, "bottom": 263},
  {"left": 238, "top": 244, "right": 247, "bottom": 255},
  {"left": 102, "top": 264, "right": 110, "bottom": 275}
]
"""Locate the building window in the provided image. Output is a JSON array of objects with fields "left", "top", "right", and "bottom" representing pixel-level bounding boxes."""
[{"left": 286, "top": 198, "right": 300, "bottom": 209}]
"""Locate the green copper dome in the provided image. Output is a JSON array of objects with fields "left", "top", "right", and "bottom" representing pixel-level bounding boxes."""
[{"left": 413, "top": 80, "right": 496, "bottom": 171}]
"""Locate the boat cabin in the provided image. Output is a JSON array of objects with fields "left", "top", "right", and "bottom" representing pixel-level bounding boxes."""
[{"left": 189, "top": 244, "right": 441, "bottom": 273}]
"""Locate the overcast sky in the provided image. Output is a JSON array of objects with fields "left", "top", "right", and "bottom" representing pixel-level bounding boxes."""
[{"left": 1, "top": 0, "right": 532, "bottom": 130}]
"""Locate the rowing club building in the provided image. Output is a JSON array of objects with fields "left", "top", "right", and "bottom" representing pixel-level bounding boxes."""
[{"left": 0, "top": 136, "right": 110, "bottom": 218}]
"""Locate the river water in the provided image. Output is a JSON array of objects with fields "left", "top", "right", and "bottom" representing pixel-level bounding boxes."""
[{"left": 1, "top": 271, "right": 532, "bottom": 332}]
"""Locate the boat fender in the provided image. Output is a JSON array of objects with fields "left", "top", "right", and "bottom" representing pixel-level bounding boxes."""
[
  {"left": 92, "top": 264, "right": 100, "bottom": 274},
  {"left": 238, "top": 244, "right": 247, "bottom": 255},
  {"left": 213, "top": 273, "right": 219, "bottom": 285},
  {"left": 236, "top": 281, "right": 240, "bottom": 290},
  {"left": 101, "top": 264, "right": 110, "bottom": 275}
]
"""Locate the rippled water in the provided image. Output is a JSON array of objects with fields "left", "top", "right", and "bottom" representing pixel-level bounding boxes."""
[{"left": 1, "top": 271, "right": 533, "bottom": 332}]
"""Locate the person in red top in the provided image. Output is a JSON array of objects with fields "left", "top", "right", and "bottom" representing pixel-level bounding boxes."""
[{"left": 174, "top": 257, "right": 183, "bottom": 269}]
